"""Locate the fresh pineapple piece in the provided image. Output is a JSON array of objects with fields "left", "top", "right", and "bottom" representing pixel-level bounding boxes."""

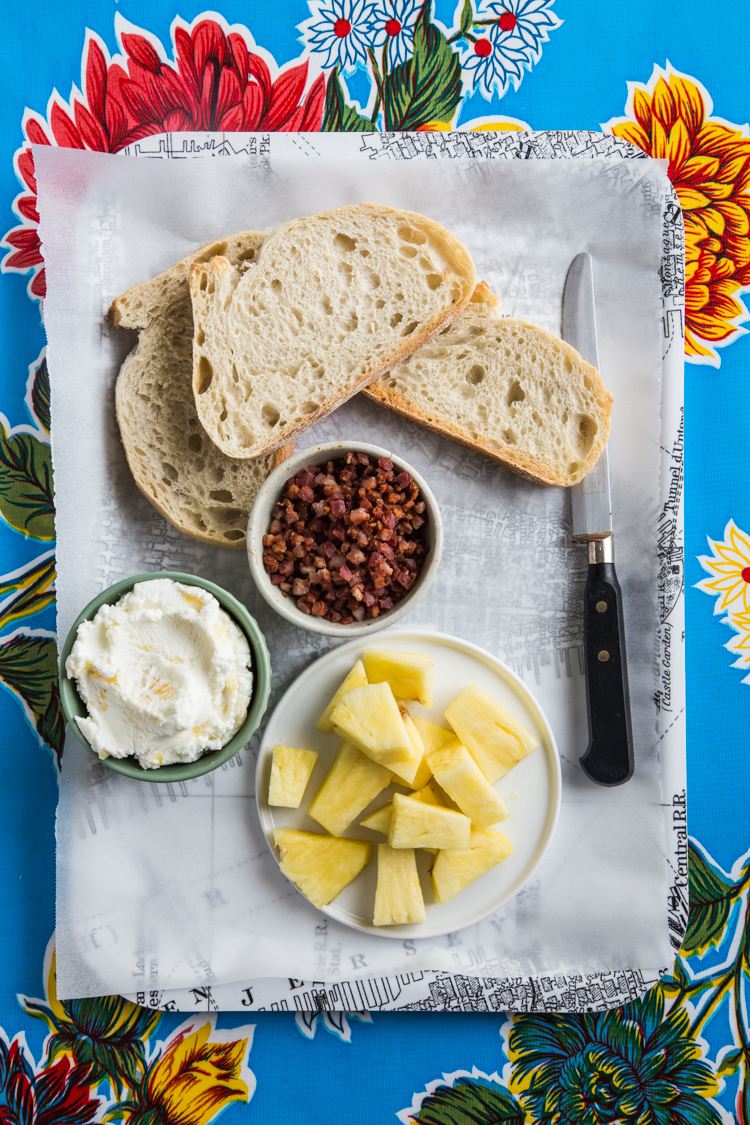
[
  {"left": 445, "top": 684, "right": 539, "bottom": 783},
  {"left": 274, "top": 828, "right": 373, "bottom": 909},
  {"left": 426, "top": 739, "right": 510, "bottom": 829},
  {"left": 388, "top": 793, "right": 471, "bottom": 851},
  {"left": 373, "top": 843, "right": 426, "bottom": 925},
  {"left": 412, "top": 716, "right": 456, "bottom": 756},
  {"left": 330, "top": 683, "right": 418, "bottom": 780},
  {"left": 431, "top": 827, "right": 514, "bottom": 905},
  {"left": 359, "top": 803, "right": 394, "bottom": 835},
  {"left": 359, "top": 782, "right": 447, "bottom": 836},
  {"left": 398, "top": 702, "right": 431, "bottom": 788},
  {"left": 268, "top": 745, "right": 318, "bottom": 808},
  {"left": 316, "top": 659, "right": 368, "bottom": 732},
  {"left": 307, "top": 742, "right": 391, "bottom": 836},
  {"left": 362, "top": 649, "right": 434, "bottom": 707}
]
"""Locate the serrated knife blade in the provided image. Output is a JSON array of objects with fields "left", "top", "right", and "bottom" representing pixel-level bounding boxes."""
[
  {"left": 562, "top": 252, "right": 634, "bottom": 786},
  {"left": 563, "top": 253, "right": 612, "bottom": 541}
]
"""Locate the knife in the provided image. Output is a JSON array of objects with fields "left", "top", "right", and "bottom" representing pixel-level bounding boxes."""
[{"left": 562, "top": 253, "right": 634, "bottom": 786}]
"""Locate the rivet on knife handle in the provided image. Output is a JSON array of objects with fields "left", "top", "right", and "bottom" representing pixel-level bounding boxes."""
[{"left": 579, "top": 537, "right": 634, "bottom": 786}]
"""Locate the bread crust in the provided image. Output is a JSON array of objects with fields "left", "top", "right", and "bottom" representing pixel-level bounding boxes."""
[
  {"left": 364, "top": 311, "right": 612, "bottom": 488},
  {"left": 112, "top": 231, "right": 296, "bottom": 548},
  {"left": 190, "top": 203, "right": 478, "bottom": 460}
]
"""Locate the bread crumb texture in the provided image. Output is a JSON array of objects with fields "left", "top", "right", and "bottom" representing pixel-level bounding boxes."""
[
  {"left": 190, "top": 203, "right": 477, "bottom": 459},
  {"left": 366, "top": 303, "right": 613, "bottom": 487},
  {"left": 113, "top": 232, "right": 291, "bottom": 549}
]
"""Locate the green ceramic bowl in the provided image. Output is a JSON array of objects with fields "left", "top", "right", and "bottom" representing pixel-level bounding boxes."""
[{"left": 59, "top": 571, "right": 271, "bottom": 783}]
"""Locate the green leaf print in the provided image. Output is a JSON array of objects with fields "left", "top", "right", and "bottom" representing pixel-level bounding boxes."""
[
  {"left": 383, "top": 1, "right": 462, "bottom": 130},
  {"left": 30, "top": 354, "right": 51, "bottom": 434},
  {"left": 322, "top": 68, "right": 372, "bottom": 131},
  {"left": 0, "top": 419, "right": 55, "bottom": 540},
  {"left": 414, "top": 1079, "right": 524, "bottom": 1125},
  {"left": 683, "top": 842, "right": 744, "bottom": 957},
  {"left": 0, "top": 551, "right": 56, "bottom": 630},
  {"left": 0, "top": 631, "right": 64, "bottom": 760}
]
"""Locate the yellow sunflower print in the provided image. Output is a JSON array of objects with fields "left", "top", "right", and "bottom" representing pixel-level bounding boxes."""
[{"left": 605, "top": 62, "right": 750, "bottom": 364}]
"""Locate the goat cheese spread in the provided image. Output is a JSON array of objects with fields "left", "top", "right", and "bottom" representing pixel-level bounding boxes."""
[{"left": 65, "top": 578, "right": 253, "bottom": 769}]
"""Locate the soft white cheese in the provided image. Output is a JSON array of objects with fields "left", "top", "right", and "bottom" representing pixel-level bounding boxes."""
[{"left": 66, "top": 578, "right": 253, "bottom": 769}]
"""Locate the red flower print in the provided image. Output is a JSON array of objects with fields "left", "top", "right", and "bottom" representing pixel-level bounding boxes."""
[{"left": 2, "top": 13, "right": 326, "bottom": 301}]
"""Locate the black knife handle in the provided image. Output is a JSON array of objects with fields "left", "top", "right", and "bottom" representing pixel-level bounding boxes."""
[{"left": 580, "top": 541, "right": 634, "bottom": 786}]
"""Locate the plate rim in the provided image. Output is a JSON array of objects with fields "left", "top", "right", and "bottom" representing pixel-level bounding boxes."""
[{"left": 255, "top": 627, "right": 562, "bottom": 939}]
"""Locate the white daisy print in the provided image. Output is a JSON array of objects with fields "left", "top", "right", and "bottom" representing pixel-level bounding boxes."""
[
  {"left": 298, "top": 0, "right": 384, "bottom": 74},
  {"left": 372, "top": 0, "right": 421, "bottom": 69}
]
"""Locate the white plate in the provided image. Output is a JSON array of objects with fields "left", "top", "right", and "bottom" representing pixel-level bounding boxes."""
[{"left": 256, "top": 629, "right": 561, "bottom": 939}]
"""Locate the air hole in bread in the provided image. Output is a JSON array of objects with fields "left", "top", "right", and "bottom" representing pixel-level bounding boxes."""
[
  {"left": 503, "top": 429, "right": 517, "bottom": 445},
  {"left": 401, "top": 321, "right": 419, "bottom": 337},
  {"left": 334, "top": 233, "right": 357, "bottom": 253},
  {"left": 573, "top": 415, "right": 597, "bottom": 456},
  {"left": 395, "top": 292, "right": 404, "bottom": 301},
  {"left": 197, "top": 356, "right": 213, "bottom": 393},
  {"left": 467, "top": 365, "right": 486, "bottom": 386},
  {"left": 583, "top": 374, "right": 593, "bottom": 389},
  {"left": 569, "top": 462, "right": 579, "bottom": 475},
  {"left": 375, "top": 298, "right": 385, "bottom": 309},
  {"left": 365, "top": 271, "right": 381, "bottom": 289},
  {"left": 208, "top": 280, "right": 215, "bottom": 295},
  {"left": 300, "top": 400, "right": 320, "bottom": 415},
  {"left": 271, "top": 279, "right": 282, "bottom": 293},
  {"left": 532, "top": 411, "right": 542, "bottom": 426},
  {"left": 220, "top": 409, "right": 228, "bottom": 422},
  {"left": 199, "top": 273, "right": 208, "bottom": 291},
  {"left": 563, "top": 355, "right": 573, "bottom": 375},
  {"left": 231, "top": 365, "right": 240, "bottom": 384},
  {"left": 321, "top": 296, "right": 333, "bottom": 315},
  {"left": 188, "top": 434, "right": 202, "bottom": 452},
  {"left": 193, "top": 515, "right": 207, "bottom": 530},
  {"left": 237, "top": 247, "right": 256, "bottom": 261},
  {"left": 338, "top": 262, "right": 354, "bottom": 283},
  {"left": 398, "top": 226, "right": 427, "bottom": 245},
  {"left": 400, "top": 245, "right": 418, "bottom": 258},
  {"left": 262, "top": 404, "right": 280, "bottom": 427},
  {"left": 195, "top": 458, "right": 205, "bottom": 471},
  {"left": 344, "top": 310, "right": 359, "bottom": 332},
  {"left": 359, "top": 248, "right": 370, "bottom": 257},
  {"left": 507, "top": 380, "right": 525, "bottom": 405},
  {"left": 162, "top": 462, "right": 178, "bottom": 480},
  {"left": 196, "top": 328, "right": 205, "bottom": 346},
  {"left": 215, "top": 508, "right": 241, "bottom": 524},
  {"left": 292, "top": 307, "right": 303, "bottom": 325},
  {"left": 390, "top": 312, "right": 403, "bottom": 328},
  {"left": 209, "top": 489, "right": 234, "bottom": 502},
  {"left": 426, "top": 274, "right": 443, "bottom": 290},
  {"left": 224, "top": 529, "right": 244, "bottom": 541},
  {"left": 195, "top": 241, "right": 227, "bottom": 263},
  {"left": 561, "top": 412, "right": 569, "bottom": 423},
  {"left": 161, "top": 477, "right": 173, "bottom": 487}
]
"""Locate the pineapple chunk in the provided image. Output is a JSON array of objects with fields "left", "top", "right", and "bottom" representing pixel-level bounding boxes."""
[
  {"left": 362, "top": 649, "right": 434, "bottom": 707},
  {"left": 412, "top": 716, "right": 456, "bottom": 756},
  {"left": 388, "top": 793, "right": 471, "bottom": 851},
  {"left": 359, "top": 803, "right": 394, "bottom": 835},
  {"left": 445, "top": 684, "right": 539, "bottom": 783},
  {"left": 307, "top": 742, "right": 391, "bottom": 836},
  {"left": 330, "top": 683, "right": 418, "bottom": 780},
  {"left": 373, "top": 844, "right": 426, "bottom": 925},
  {"left": 431, "top": 827, "right": 514, "bottom": 904},
  {"left": 274, "top": 828, "right": 373, "bottom": 909},
  {"left": 316, "top": 659, "right": 368, "bottom": 732},
  {"left": 268, "top": 745, "right": 318, "bottom": 808},
  {"left": 399, "top": 702, "right": 431, "bottom": 788},
  {"left": 359, "top": 781, "right": 447, "bottom": 836},
  {"left": 426, "top": 740, "right": 509, "bottom": 829}
]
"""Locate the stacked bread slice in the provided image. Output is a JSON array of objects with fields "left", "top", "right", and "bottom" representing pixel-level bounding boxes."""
[{"left": 111, "top": 202, "right": 612, "bottom": 548}]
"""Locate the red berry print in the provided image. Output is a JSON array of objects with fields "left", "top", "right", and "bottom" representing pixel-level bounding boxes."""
[
  {"left": 742, "top": 567, "right": 750, "bottom": 582},
  {"left": 474, "top": 38, "right": 492, "bottom": 57},
  {"left": 385, "top": 18, "right": 402, "bottom": 36},
  {"left": 334, "top": 18, "right": 352, "bottom": 37}
]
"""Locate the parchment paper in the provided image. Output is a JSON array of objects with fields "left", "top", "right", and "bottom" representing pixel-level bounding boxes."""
[{"left": 38, "top": 138, "right": 682, "bottom": 1003}]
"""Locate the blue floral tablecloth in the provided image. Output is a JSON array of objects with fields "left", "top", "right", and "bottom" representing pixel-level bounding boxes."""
[{"left": 0, "top": 1, "right": 748, "bottom": 1122}]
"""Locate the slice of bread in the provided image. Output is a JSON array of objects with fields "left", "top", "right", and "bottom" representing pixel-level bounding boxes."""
[
  {"left": 112, "top": 232, "right": 292, "bottom": 549},
  {"left": 190, "top": 202, "right": 477, "bottom": 459},
  {"left": 364, "top": 285, "right": 612, "bottom": 487}
]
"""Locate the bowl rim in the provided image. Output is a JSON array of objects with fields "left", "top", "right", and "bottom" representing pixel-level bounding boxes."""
[
  {"left": 58, "top": 570, "right": 271, "bottom": 783},
  {"left": 246, "top": 439, "right": 443, "bottom": 638}
]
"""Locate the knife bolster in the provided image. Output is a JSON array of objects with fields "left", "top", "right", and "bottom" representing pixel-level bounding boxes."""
[{"left": 587, "top": 536, "right": 614, "bottom": 564}]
